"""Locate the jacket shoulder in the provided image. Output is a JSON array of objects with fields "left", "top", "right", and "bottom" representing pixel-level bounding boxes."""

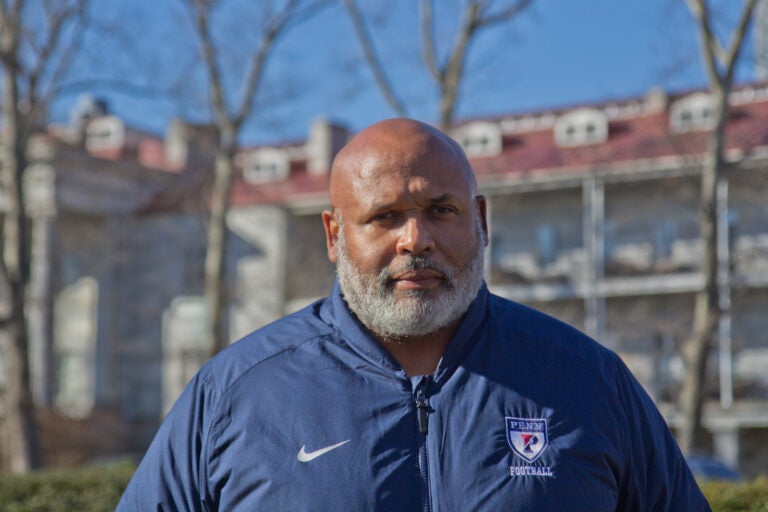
[
  {"left": 201, "top": 298, "right": 335, "bottom": 393},
  {"left": 489, "top": 293, "right": 598, "bottom": 345},
  {"left": 486, "top": 292, "right": 624, "bottom": 373}
]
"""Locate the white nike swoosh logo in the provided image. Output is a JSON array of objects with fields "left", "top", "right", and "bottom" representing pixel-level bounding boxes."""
[{"left": 296, "top": 440, "right": 350, "bottom": 462}]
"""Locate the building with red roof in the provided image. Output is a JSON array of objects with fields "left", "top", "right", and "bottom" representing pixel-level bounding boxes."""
[
  {"left": 10, "top": 84, "right": 768, "bottom": 474},
  {"left": 222, "top": 84, "right": 768, "bottom": 477}
]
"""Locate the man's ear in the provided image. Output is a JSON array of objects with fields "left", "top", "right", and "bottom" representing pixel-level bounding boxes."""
[
  {"left": 475, "top": 195, "right": 489, "bottom": 246},
  {"left": 322, "top": 210, "right": 340, "bottom": 263}
]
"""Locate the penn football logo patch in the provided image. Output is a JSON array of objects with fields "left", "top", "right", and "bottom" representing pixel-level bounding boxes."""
[{"left": 505, "top": 417, "right": 549, "bottom": 463}]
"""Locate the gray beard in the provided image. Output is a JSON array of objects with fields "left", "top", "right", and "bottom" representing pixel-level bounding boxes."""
[{"left": 336, "top": 219, "right": 485, "bottom": 338}]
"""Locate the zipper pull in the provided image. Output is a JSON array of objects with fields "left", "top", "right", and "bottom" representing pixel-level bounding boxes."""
[
  {"left": 415, "top": 385, "right": 429, "bottom": 434},
  {"left": 416, "top": 398, "right": 429, "bottom": 434}
]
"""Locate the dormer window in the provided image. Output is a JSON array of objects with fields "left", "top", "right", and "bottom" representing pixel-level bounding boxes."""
[
  {"left": 453, "top": 121, "right": 502, "bottom": 157},
  {"left": 554, "top": 109, "right": 608, "bottom": 147},
  {"left": 242, "top": 148, "right": 289, "bottom": 184},
  {"left": 85, "top": 116, "right": 125, "bottom": 152},
  {"left": 669, "top": 92, "right": 715, "bottom": 132}
]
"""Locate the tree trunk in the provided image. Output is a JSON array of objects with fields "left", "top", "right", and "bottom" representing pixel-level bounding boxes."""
[
  {"left": 204, "top": 128, "right": 237, "bottom": 357},
  {"left": 1, "top": 68, "right": 41, "bottom": 473},
  {"left": 677, "top": 0, "right": 757, "bottom": 456},
  {"left": 677, "top": 89, "right": 728, "bottom": 455},
  {"left": 2, "top": 288, "right": 40, "bottom": 473}
]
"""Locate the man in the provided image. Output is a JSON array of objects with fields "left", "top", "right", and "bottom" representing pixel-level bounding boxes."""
[{"left": 118, "top": 119, "right": 710, "bottom": 510}]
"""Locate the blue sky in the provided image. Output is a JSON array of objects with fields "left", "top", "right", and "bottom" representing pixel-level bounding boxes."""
[{"left": 53, "top": 0, "right": 757, "bottom": 144}]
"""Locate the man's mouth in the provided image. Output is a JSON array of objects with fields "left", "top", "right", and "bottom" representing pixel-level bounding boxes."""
[{"left": 390, "top": 269, "right": 444, "bottom": 290}]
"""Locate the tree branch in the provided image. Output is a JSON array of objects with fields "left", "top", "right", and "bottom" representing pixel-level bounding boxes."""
[
  {"left": 436, "top": 0, "right": 481, "bottom": 130},
  {"left": 27, "top": 4, "right": 81, "bottom": 84},
  {"left": 419, "top": 0, "right": 441, "bottom": 82},
  {"left": 24, "top": 1, "right": 89, "bottom": 141},
  {"left": 23, "top": 1, "right": 87, "bottom": 127},
  {"left": 687, "top": 0, "right": 758, "bottom": 92},
  {"left": 233, "top": 0, "right": 299, "bottom": 128},
  {"left": 686, "top": 0, "right": 727, "bottom": 89},
  {"left": 188, "top": 0, "right": 232, "bottom": 138},
  {"left": 0, "top": 0, "right": 21, "bottom": 68},
  {"left": 476, "top": 0, "right": 534, "bottom": 27},
  {"left": 447, "top": 1, "right": 481, "bottom": 78},
  {"left": 341, "top": 0, "right": 407, "bottom": 116},
  {"left": 723, "top": 0, "right": 759, "bottom": 85}
]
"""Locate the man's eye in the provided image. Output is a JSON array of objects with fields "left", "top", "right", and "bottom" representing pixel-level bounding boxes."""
[
  {"left": 430, "top": 205, "right": 456, "bottom": 216},
  {"left": 371, "top": 212, "right": 398, "bottom": 222}
]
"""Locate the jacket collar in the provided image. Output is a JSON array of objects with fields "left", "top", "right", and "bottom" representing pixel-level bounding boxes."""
[{"left": 320, "top": 279, "right": 489, "bottom": 383}]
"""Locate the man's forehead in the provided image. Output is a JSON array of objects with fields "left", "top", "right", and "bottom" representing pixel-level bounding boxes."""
[
  {"left": 334, "top": 158, "right": 472, "bottom": 210},
  {"left": 329, "top": 120, "right": 476, "bottom": 206},
  {"left": 366, "top": 191, "right": 464, "bottom": 210},
  {"left": 335, "top": 132, "right": 435, "bottom": 176}
]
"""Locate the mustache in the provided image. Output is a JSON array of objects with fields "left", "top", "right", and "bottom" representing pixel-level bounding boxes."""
[{"left": 378, "top": 256, "right": 450, "bottom": 285}]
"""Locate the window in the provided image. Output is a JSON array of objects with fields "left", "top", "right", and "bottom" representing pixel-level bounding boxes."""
[
  {"left": 554, "top": 109, "right": 608, "bottom": 147},
  {"left": 669, "top": 92, "right": 715, "bottom": 132},
  {"left": 453, "top": 121, "right": 502, "bottom": 157},
  {"left": 536, "top": 225, "right": 558, "bottom": 265},
  {"left": 54, "top": 277, "right": 98, "bottom": 418},
  {"left": 242, "top": 148, "right": 290, "bottom": 184},
  {"left": 85, "top": 116, "right": 125, "bottom": 152},
  {"left": 654, "top": 220, "right": 678, "bottom": 261}
]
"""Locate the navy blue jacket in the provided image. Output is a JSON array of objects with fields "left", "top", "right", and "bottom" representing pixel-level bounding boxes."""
[{"left": 118, "top": 283, "right": 710, "bottom": 511}]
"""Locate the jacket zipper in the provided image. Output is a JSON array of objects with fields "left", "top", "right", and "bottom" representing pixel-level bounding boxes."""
[{"left": 415, "top": 379, "right": 433, "bottom": 512}]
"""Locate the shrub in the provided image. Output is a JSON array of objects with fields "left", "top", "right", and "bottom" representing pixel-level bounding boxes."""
[
  {"left": 702, "top": 476, "right": 768, "bottom": 512},
  {"left": 1, "top": 463, "right": 767, "bottom": 511},
  {"left": 0, "top": 462, "right": 134, "bottom": 512}
]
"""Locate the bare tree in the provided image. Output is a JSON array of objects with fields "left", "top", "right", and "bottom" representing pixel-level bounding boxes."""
[
  {"left": 183, "top": 0, "right": 325, "bottom": 356},
  {"left": 343, "top": 0, "right": 534, "bottom": 130},
  {"left": 341, "top": 0, "right": 408, "bottom": 117},
  {"left": 677, "top": 0, "right": 758, "bottom": 454},
  {"left": 0, "top": 0, "right": 87, "bottom": 473}
]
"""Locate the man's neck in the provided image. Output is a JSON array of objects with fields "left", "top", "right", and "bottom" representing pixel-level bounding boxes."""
[{"left": 376, "top": 325, "right": 457, "bottom": 377}]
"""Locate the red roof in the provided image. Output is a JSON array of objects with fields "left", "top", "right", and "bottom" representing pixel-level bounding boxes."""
[
  {"left": 229, "top": 87, "right": 768, "bottom": 206},
  {"left": 472, "top": 100, "right": 768, "bottom": 180},
  {"left": 229, "top": 160, "right": 329, "bottom": 207}
]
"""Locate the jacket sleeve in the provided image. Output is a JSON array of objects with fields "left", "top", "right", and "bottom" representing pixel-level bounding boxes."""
[
  {"left": 610, "top": 353, "right": 712, "bottom": 512},
  {"left": 116, "top": 368, "right": 218, "bottom": 511}
]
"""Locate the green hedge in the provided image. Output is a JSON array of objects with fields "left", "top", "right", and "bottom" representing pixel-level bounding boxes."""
[
  {"left": 702, "top": 477, "right": 768, "bottom": 512},
  {"left": 0, "top": 462, "right": 134, "bottom": 512},
  {"left": 0, "top": 463, "right": 766, "bottom": 511}
]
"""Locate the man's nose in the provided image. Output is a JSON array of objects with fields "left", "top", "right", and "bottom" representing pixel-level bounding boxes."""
[{"left": 395, "top": 216, "right": 435, "bottom": 255}]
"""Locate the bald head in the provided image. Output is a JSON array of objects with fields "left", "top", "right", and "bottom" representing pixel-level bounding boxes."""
[
  {"left": 321, "top": 118, "right": 488, "bottom": 349},
  {"left": 329, "top": 118, "right": 477, "bottom": 210}
]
